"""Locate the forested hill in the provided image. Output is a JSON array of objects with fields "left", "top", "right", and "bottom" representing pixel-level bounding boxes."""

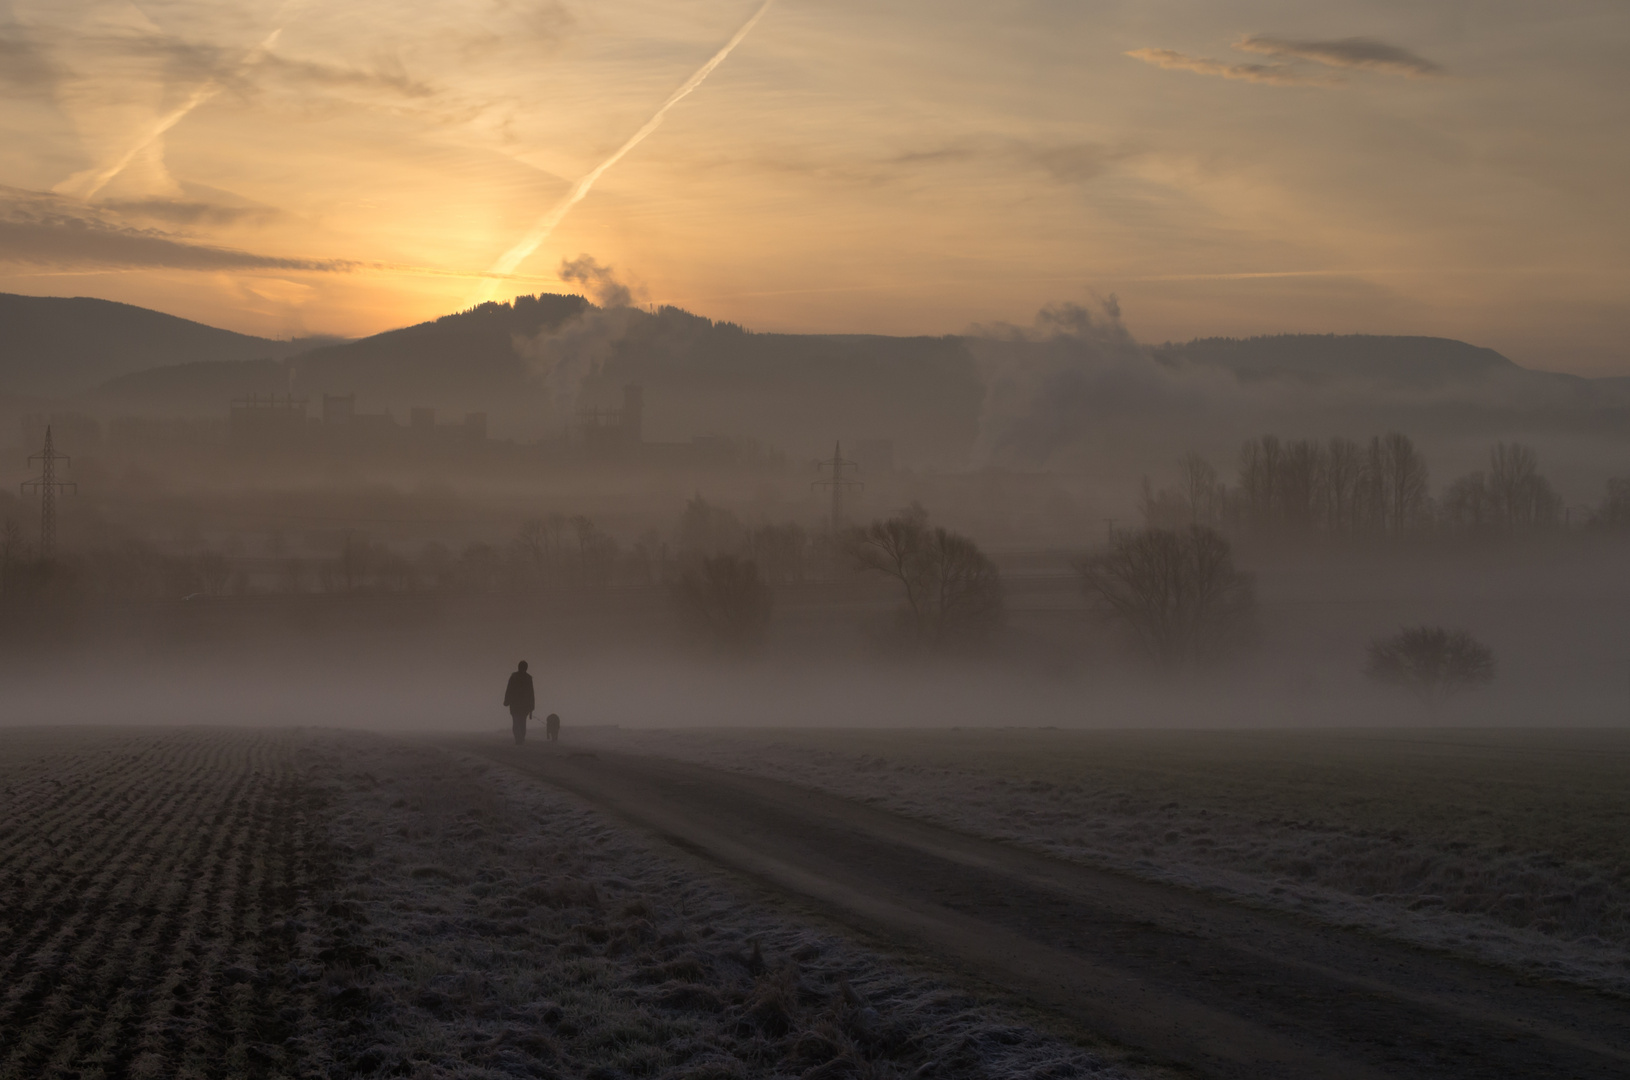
[
  {"left": 1150, "top": 334, "right": 1586, "bottom": 391},
  {"left": 0, "top": 292, "right": 339, "bottom": 398},
  {"left": 25, "top": 292, "right": 1628, "bottom": 461}
]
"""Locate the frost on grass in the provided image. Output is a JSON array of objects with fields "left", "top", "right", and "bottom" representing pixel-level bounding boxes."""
[
  {"left": 583, "top": 728, "right": 1630, "bottom": 995},
  {"left": 313, "top": 735, "right": 1133, "bottom": 1080},
  {"left": 0, "top": 729, "right": 334, "bottom": 1080}
]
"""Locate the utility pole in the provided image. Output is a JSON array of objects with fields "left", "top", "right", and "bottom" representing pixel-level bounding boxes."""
[
  {"left": 812, "top": 441, "right": 862, "bottom": 534},
  {"left": 22, "top": 426, "right": 75, "bottom": 562}
]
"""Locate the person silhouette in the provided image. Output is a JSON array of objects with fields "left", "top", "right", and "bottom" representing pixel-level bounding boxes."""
[
  {"left": 503, "top": 661, "right": 534, "bottom": 744},
  {"left": 545, "top": 712, "right": 560, "bottom": 742}
]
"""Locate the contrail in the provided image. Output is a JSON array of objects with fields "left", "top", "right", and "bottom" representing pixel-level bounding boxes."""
[
  {"left": 56, "top": 26, "right": 286, "bottom": 201},
  {"left": 472, "top": 0, "right": 774, "bottom": 304}
]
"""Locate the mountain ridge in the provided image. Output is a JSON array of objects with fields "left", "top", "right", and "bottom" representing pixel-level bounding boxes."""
[{"left": 0, "top": 292, "right": 346, "bottom": 399}]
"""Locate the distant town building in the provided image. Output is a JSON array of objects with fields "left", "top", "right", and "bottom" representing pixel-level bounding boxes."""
[
  {"left": 577, "top": 384, "right": 644, "bottom": 458},
  {"left": 228, "top": 394, "right": 307, "bottom": 446}
]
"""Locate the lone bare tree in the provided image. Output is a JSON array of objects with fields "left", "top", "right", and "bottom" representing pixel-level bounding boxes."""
[
  {"left": 1077, "top": 525, "right": 1254, "bottom": 667},
  {"left": 847, "top": 507, "right": 1003, "bottom": 651},
  {"left": 1365, "top": 626, "right": 1494, "bottom": 707},
  {"left": 672, "top": 554, "right": 773, "bottom": 654}
]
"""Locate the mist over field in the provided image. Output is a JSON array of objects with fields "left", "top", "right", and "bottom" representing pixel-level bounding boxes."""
[{"left": 4, "top": 288, "right": 1630, "bottom": 735}]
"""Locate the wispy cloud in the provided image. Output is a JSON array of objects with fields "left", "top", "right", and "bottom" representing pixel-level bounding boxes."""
[
  {"left": 0, "top": 26, "right": 62, "bottom": 97},
  {"left": 99, "top": 197, "right": 280, "bottom": 228},
  {"left": 891, "top": 139, "right": 1133, "bottom": 184},
  {"left": 1236, "top": 35, "right": 1444, "bottom": 78},
  {"left": 1124, "top": 48, "right": 1337, "bottom": 87},
  {"left": 0, "top": 190, "right": 351, "bottom": 272}
]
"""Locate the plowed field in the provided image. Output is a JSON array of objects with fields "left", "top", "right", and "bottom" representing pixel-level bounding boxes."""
[{"left": 0, "top": 730, "right": 331, "bottom": 1080}]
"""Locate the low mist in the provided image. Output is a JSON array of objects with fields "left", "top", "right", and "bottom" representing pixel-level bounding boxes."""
[{"left": 4, "top": 286, "right": 1630, "bottom": 736}]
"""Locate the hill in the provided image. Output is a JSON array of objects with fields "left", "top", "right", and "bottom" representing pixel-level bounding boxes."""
[
  {"left": 89, "top": 297, "right": 987, "bottom": 459},
  {"left": 38, "top": 294, "right": 1630, "bottom": 467},
  {"left": 0, "top": 292, "right": 340, "bottom": 398},
  {"left": 1152, "top": 334, "right": 1523, "bottom": 388}
]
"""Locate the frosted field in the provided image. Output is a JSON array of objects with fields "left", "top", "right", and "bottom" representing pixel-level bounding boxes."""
[
  {"left": 0, "top": 727, "right": 1139, "bottom": 1080},
  {"left": 582, "top": 726, "right": 1630, "bottom": 994}
]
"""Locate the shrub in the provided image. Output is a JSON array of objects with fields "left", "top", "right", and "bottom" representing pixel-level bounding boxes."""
[
  {"left": 1365, "top": 626, "right": 1495, "bottom": 707},
  {"left": 672, "top": 554, "right": 773, "bottom": 654}
]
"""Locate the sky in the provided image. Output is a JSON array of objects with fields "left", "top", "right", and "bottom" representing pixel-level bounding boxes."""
[{"left": 0, "top": 0, "right": 1626, "bottom": 372}]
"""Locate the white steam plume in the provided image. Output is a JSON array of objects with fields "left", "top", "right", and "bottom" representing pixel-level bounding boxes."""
[
  {"left": 471, "top": 0, "right": 774, "bottom": 304},
  {"left": 55, "top": 26, "right": 286, "bottom": 201}
]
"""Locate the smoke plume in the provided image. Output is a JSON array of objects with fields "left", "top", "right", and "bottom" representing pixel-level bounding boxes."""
[
  {"left": 513, "top": 259, "right": 643, "bottom": 426},
  {"left": 559, "top": 254, "right": 637, "bottom": 309}
]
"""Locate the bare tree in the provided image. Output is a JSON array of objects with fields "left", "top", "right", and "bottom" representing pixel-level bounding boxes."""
[
  {"left": 1590, "top": 477, "right": 1630, "bottom": 529},
  {"left": 672, "top": 554, "right": 773, "bottom": 654},
  {"left": 1442, "top": 472, "right": 1496, "bottom": 532},
  {"left": 1237, "top": 436, "right": 1282, "bottom": 533},
  {"left": 1378, "top": 432, "right": 1430, "bottom": 536},
  {"left": 1366, "top": 626, "right": 1494, "bottom": 707},
  {"left": 572, "top": 515, "right": 620, "bottom": 587},
  {"left": 1178, "top": 452, "right": 1222, "bottom": 526},
  {"left": 1487, "top": 442, "right": 1561, "bottom": 529},
  {"left": 1321, "top": 437, "right": 1363, "bottom": 535},
  {"left": 1277, "top": 439, "right": 1323, "bottom": 533},
  {"left": 848, "top": 508, "right": 1003, "bottom": 651},
  {"left": 1077, "top": 525, "right": 1254, "bottom": 667}
]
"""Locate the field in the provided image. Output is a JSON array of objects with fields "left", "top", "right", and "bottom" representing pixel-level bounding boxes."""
[
  {"left": 0, "top": 727, "right": 1136, "bottom": 1080},
  {"left": 0, "top": 729, "right": 331, "bottom": 1079},
  {"left": 584, "top": 726, "right": 1630, "bottom": 992}
]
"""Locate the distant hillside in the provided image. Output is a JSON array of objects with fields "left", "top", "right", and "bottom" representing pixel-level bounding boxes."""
[
  {"left": 1154, "top": 334, "right": 1527, "bottom": 387},
  {"left": 58, "top": 295, "right": 1630, "bottom": 466},
  {"left": 92, "top": 297, "right": 987, "bottom": 459},
  {"left": 0, "top": 293, "right": 340, "bottom": 398}
]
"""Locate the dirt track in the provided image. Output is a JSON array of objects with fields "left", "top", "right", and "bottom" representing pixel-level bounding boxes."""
[{"left": 454, "top": 737, "right": 1630, "bottom": 1080}]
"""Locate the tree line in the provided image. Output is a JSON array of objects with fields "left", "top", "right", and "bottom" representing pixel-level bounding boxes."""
[{"left": 1140, "top": 434, "right": 1604, "bottom": 538}]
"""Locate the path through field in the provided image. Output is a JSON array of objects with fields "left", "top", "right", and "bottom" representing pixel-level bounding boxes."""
[
  {"left": 458, "top": 740, "right": 1630, "bottom": 1080},
  {"left": 0, "top": 728, "right": 1145, "bottom": 1080}
]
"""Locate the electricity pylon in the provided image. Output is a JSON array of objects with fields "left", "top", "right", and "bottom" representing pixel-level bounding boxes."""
[
  {"left": 812, "top": 441, "right": 862, "bottom": 534},
  {"left": 22, "top": 426, "right": 75, "bottom": 562}
]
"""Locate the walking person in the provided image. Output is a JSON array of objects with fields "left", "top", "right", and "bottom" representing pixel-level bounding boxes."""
[{"left": 503, "top": 661, "right": 534, "bottom": 744}]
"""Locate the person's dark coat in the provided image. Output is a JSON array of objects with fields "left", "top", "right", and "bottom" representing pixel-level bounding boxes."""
[{"left": 503, "top": 670, "right": 535, "bottom": 713}]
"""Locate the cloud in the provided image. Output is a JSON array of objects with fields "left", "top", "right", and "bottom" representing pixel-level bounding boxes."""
[
  {"left": 0, "top": 190, "right": 352, "bottom": 272},
  {"left": 890, "top": 138, "right": 1133, "bottom": 184},
  {"left": 0, "top": 26, "right": 61, "bottom": 97},
  {"left": 1236, "top": 35, "right": 1444, "bottom": 78},
  {"left": 255, "top": 51, "right": 436, "bottom": 100},
  {"left": 98, "top": 197, "right": 278, "bottom": 228},
  {"left": 1125, "top": 47, "right": 1337, "bottom": 87}
]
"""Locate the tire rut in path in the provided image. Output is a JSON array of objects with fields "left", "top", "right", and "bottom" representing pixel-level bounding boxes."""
[{"left": 459, "top": 740, "right": 1630, "bottom": 1080}]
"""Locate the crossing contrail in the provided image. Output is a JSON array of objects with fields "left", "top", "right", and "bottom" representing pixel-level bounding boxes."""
[
  {"left": 472, "top": 0, "right": 774, "bottom": 304},
  {"left": 56, "top": 2, "right": 308, "bottom": 201}
]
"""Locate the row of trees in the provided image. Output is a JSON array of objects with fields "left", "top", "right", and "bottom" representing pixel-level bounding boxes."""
[
  {"left": 0, "top": 496, "right": 839, "bottom": 603},
  {"left": 1143, "top": 435, "right": 1576, "bottom": 538}
]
